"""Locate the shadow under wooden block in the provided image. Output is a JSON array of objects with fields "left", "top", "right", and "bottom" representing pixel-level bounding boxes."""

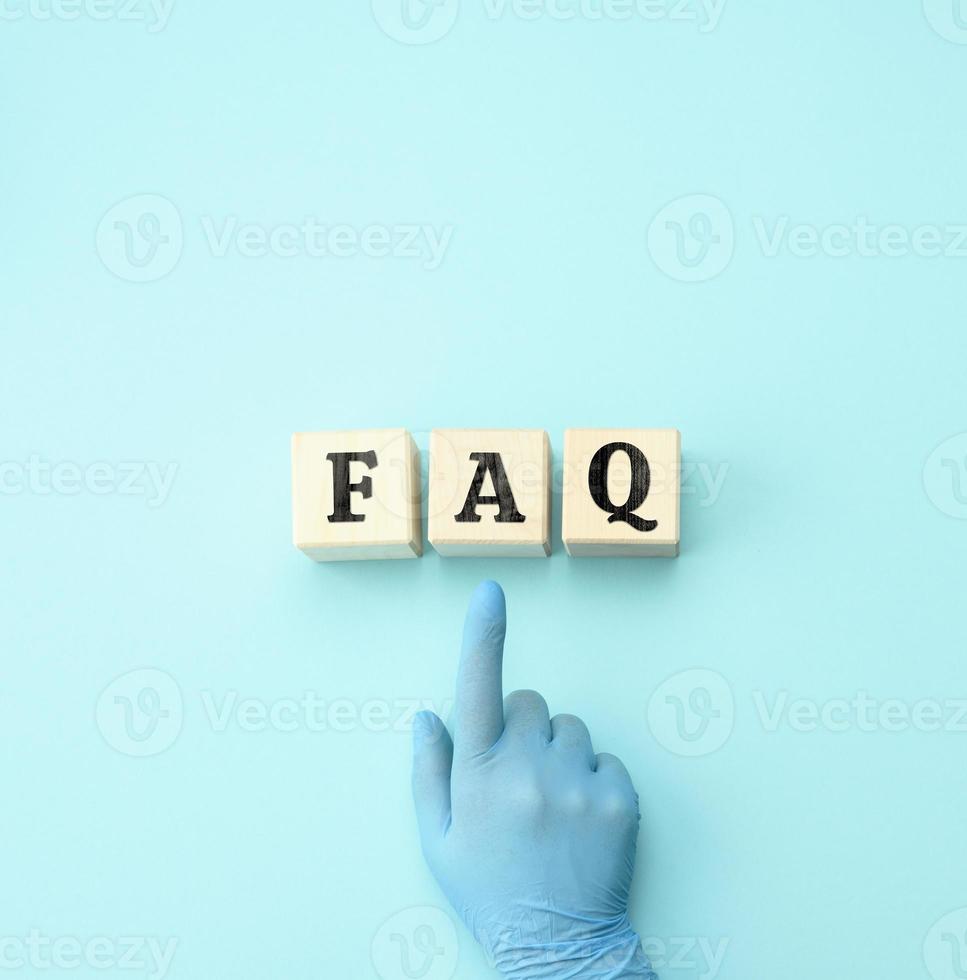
[
  {"left": 291, "top": 429, "right": 422, "bottom": 561},
  {"left": 428, "top": 429, "right": 551, "bottom": 557},
  {"left": 562, "top": 428, "right": 680, "bottom": 558}
]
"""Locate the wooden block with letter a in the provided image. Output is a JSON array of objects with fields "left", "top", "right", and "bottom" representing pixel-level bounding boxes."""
[
  {"left": 428, "top": 429, "right": 551, "bottom": 557},
  {"left": 291, "top": 428, "right": 422, "bottom": 561},
  {"left": 562, "top": 428, "right": 680, "bottom": 557}
]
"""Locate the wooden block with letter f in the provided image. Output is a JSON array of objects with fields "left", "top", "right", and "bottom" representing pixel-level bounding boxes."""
[
  {"left": 428, "top": 429, "right": 551, "bottom": 557},
  {"left": 291, "top": 428, "right": 422, "bottom": 561},
  {"left": 562, "top": 428, "right": 680, "bottom": 557}
]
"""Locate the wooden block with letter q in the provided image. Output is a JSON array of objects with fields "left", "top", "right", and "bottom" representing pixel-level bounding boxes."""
[
  {"left": 562, "top": 428, "right": 680, "bottom": 558},
  {"left": 291, "top": 428, "right": 422, "bottom": 561},
  {"left": 428, "top": 429, "right": 551, "bottom": 557}
]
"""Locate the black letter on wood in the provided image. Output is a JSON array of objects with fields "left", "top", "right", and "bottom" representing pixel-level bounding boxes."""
[
  {"left": 327, "top": 450, "right": 377, "bottom": 523},
  {"left": 454, "top": 452, "right": 525, "bottom": 524},
  {"left": 588, "top": 443, "right": 657, "bottom": 532}
]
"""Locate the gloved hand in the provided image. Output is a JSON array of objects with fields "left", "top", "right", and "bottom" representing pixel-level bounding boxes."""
[{"left": 412, "top": 581, "right": 656, "bottom": 979}]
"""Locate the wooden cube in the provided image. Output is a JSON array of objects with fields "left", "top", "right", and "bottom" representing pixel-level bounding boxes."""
[
  {"left": 562, "top": 429, "right": 680, "bottom": 558},
  {"left": 291, "top": 429, "right": 422, "bottom": 561},
  {"left": 428, "top": 429, "right": 551, "bottom": 557}
]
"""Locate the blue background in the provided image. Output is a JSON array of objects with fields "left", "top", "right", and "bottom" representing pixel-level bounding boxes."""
[{"left": 3, "top": 2, "right": 967, "bottom": 978}]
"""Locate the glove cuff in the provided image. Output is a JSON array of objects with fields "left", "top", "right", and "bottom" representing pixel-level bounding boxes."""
[{"left": 491, "top": 922, "right": 657, "bottom": 980}]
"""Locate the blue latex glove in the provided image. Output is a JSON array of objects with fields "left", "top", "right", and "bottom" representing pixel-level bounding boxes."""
[{"left": 412, "top": 581, "right": 656, "bottom": 980}]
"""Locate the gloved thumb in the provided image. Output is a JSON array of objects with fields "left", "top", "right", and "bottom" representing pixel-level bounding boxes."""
[{"left": 411, "top": 710, "right": 453, "bottom": 845}]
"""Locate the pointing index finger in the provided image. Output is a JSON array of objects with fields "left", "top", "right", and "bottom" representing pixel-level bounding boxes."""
[{"left": 453, "top": 580, "right": 506, "bottom": 759}]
